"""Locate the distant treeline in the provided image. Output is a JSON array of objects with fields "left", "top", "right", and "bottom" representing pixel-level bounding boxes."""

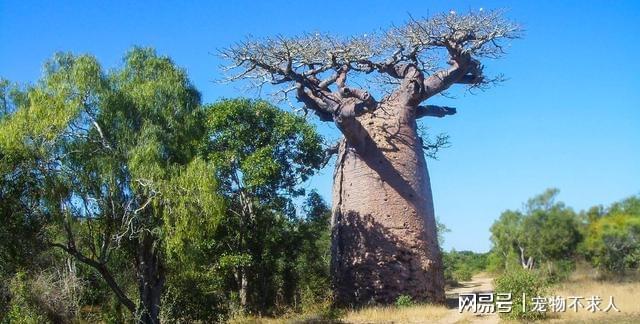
[
  {"left": 488, "top": 188, "right": 640, "bottom": 279},
  {"left": 443, "top": 189, "right": 640, "bottom": 285}
]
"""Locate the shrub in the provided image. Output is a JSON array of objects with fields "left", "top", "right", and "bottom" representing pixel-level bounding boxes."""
[
  {"left": 6, "top": 271, "right": 47, "bottom": 324},
  {"left": 443, "top": 250, "right": 489, "bottom": 282},
  {"left": 5, "top": 265, "right": 87, "bottom": 323},
  {"left": 582, "top": 210, "right": 640, "bottom": 274},
  {"left": 540, "top": 260, "right": 575, "bottom": 283},
  {"left": 493, "top": 269, "right": 549, "bottom": 321},
  {"left": 395, "top": 295, "right": 414, "bottom": 308},
  {"left": 453, "top": 267, "right": 473, "bottom": 282}
]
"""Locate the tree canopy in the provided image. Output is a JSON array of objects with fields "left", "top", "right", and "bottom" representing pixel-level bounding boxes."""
[
  {"left": 221, "top": 10, "right": 521, "bottom": 129},
  {"left": 0, "top": 49, "right": 331, "bottom": 322},
  {"left": 490, "top": 189, "right": 582, "bottom": 271}
]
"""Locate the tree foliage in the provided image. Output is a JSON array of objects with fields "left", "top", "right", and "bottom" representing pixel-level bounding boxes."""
[
  {"left": 443, "top": 250, "right": 488, "bottom": 283},
  {"left": 198, "top": 98, "right": 325, "bottom": 314},
  {"left": 581, "top": 196, "right": 640, "bottom": 274},
  {"left": 1, "top": 51, "right": 331, "bottom": 322},
  {"left": 489, "top": 189, "right": 582, "bottom": 272},
  {"left": 0, "top": 48, "right": 224, "bottom": 322}
]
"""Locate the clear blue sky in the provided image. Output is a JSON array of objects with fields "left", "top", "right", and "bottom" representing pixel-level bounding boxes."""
[{"left": 2, "top": 0, "right": 638, "bottom": 252}]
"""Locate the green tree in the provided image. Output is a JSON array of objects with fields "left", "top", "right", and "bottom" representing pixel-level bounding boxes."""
[
  {"left": 201, "top": 98, "right": 324, "bottom": 314},
  {"left": 582, "top": 196, "right": 640, "bottom": 274},
  {"left": 292, "top": 191, "right": 332, "bottom": 312},
  {"left": 443, "top": 250, "right": 488, "bottom": 282},
  {"left": 489, "top": 210, "right": 525, "bottom": 271},
  {"left": 0, "top": 48, "right": 223, "bottom": 323},
  {"left": 489, "top": 189, "right": 582, "bottom": 272}
]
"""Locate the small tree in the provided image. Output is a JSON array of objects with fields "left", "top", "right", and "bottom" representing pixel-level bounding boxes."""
[
  {"left": 202, "top": 99, "right": 324, "bottom": 313},
  {"left": 582, "top": 196, "right": 640, "bottom": 274},
  {"left": 490, "top": 189, "right": 582, "bottom": 272}
]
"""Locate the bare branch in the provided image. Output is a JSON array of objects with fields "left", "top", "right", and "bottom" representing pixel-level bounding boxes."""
[
  {"left": 418, "top": 130, "right": 451, "bottom": 160},
  {"left": 321, "top": 141, "right": 341, "bottom": 167},
  {"left": 416, "top": 105, "right": 457, "bottom": 119},
  {"left": 220, "top": 9, "right": 520, "bottom": 120}
]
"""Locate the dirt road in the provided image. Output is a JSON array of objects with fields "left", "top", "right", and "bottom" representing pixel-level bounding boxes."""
[{"left": 438, "top": 274, "right": 499, "bottom": 324}]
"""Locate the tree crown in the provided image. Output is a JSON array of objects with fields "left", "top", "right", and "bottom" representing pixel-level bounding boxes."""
[{"left": 221, "top": 10, "right": 520, "bottom": 125}]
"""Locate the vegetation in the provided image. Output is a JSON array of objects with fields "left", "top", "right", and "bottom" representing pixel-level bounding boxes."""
[
  {"left": 489, "top": 189, "right": 582, "bottom": 275},
  {"left": 394, "top": 295, "right": 414, "bottom": 308},
  {"left": 551, "top": 264, "right": 640, "bottom": 322},
  {"left": 486, "top": 190, "right": 640, "bottom": 321},
  {"left": 0, "top": 50, "right": 330, "bottom": 323},
  {"left": 1, "top": 46, "right": 638, "bottom": 324},
  {"left": 494, "top": 269, "right": 549, "bottom": 320},
  {"left": 581, "top": 196, "right": 640, "bottom": 275},
  {"left": 488, "top": 189, "right": 640, "bottom": 279},
  {"left": 443, "top": 250, "right": 488, "bottom": 284}
]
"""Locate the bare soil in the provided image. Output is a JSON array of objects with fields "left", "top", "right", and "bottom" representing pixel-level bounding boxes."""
[{"left": 439, "top": 274, "right": 498, "bottom": 324}]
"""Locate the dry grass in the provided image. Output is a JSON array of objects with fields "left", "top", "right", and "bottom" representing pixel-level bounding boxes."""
[
  {"left": 228, "top": 304, "right": 449, "bottom": 323},
  {"left": 343, "top": 304, "right": 450, "bottom": 323},
  {"left": 544, "top": 265, "right": 640, "bottom": 323},
  {"left": 229, "top": 266, "right": 640, "bottom": 323}
]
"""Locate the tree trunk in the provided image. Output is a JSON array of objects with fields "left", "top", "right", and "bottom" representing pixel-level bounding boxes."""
[
  {"left": 136, "top": 233, "right": 164, "bottom": 324},
  {"left": 239, "top": 268, "right": 248, "bottom": 309},
  {"left": 330, "top": 101, "right": 445, "bottom": 306},
  {"left": 519, "top": 246, "right": 534, "bottom": 270}
]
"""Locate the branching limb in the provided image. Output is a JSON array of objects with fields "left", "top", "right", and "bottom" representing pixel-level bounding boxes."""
[
  {"left": 419, "top": 132, "right": 451, "bottom": 160},
  {"left": 51, "top": 222, "right": 136, "bottom": 313},
  {"left": 220, "top": 9, "right": 520, "bottom": 125},
  {"left": 416, "top": 105, "right": 457, "bottom": 118},
  {"left": 321, "top": 141, "right": 341, "bottom": 167}
]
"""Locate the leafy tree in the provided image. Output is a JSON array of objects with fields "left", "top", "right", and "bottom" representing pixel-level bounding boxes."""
[
  {"left": 201, "top": 99, "right": 324, "bottom": 313},
  {"left": 582, "top": 196, "right": 640, "bottom": 274},
  {"left": 0, "top": 48, "right": 223, "bottom": 323},
  {"left": 2, "top": 52, "right": 329, "bottom": 322},
  {"left": 292, "top": 191, "right": 332, "bottom": 312},
  {"left": 489, "top": 210, "right": 525, "bottom": 271},
  {"left": 0, "top": 79, "right": 58, "bottom": 321},
  {"left": 489, "top": 189, "right": 582, "bottom": 272},
  {"left": 443, "top": 250, "right": 488, "bottom": 283}
]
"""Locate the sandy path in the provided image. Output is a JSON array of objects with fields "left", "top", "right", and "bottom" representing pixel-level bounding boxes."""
[{"left": 438, "top": 274, "right": 499, "bottom": 324}]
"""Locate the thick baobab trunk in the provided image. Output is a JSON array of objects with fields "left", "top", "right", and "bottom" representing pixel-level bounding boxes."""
[
  {"left": 221, "top": 9, "right": 518, "bottom": 307},
  {"left": 136, "top": 233, "right": 164, "bottom": 324},
  {"left": 331, "top": 101, "right": 445, "bottom": 306}
]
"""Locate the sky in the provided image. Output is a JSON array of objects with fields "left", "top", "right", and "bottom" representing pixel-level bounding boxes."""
[{"left": 1, "top": 0, "right": 639, "bottom": 252}]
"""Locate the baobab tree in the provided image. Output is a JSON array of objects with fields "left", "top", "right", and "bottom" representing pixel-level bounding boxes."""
[{"left": 222, "top": 10, "right": 520, "bottom": 306}]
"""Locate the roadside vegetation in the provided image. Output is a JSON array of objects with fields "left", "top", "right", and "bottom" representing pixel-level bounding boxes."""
[{"left": 488, "top": 189, "right": 640, "bottom": 322}]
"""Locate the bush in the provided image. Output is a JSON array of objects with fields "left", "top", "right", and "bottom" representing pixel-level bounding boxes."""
[
  {"left": 540, "top": 260, "right": 575, "bottom": 283},
  {"left": 493, "top": 269, "right": 549, "bottom": 321},
  {"left": 581, "top": 203, "right": 640, "bottom": 274},
  {"left": 4, "top": 265, "right": 87, "bottom": 323},
  {"left": 443, "top": 250, "right": 488, "bottom": 282},
  {"left": 452, "top": 267, "right": 473, "bottom": 282},
  {"left": 395, "top": 295, "right": 414, "bottom": 308},
  {"left": 6, "top": 271, "right": 47, "bottom": 324}
]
